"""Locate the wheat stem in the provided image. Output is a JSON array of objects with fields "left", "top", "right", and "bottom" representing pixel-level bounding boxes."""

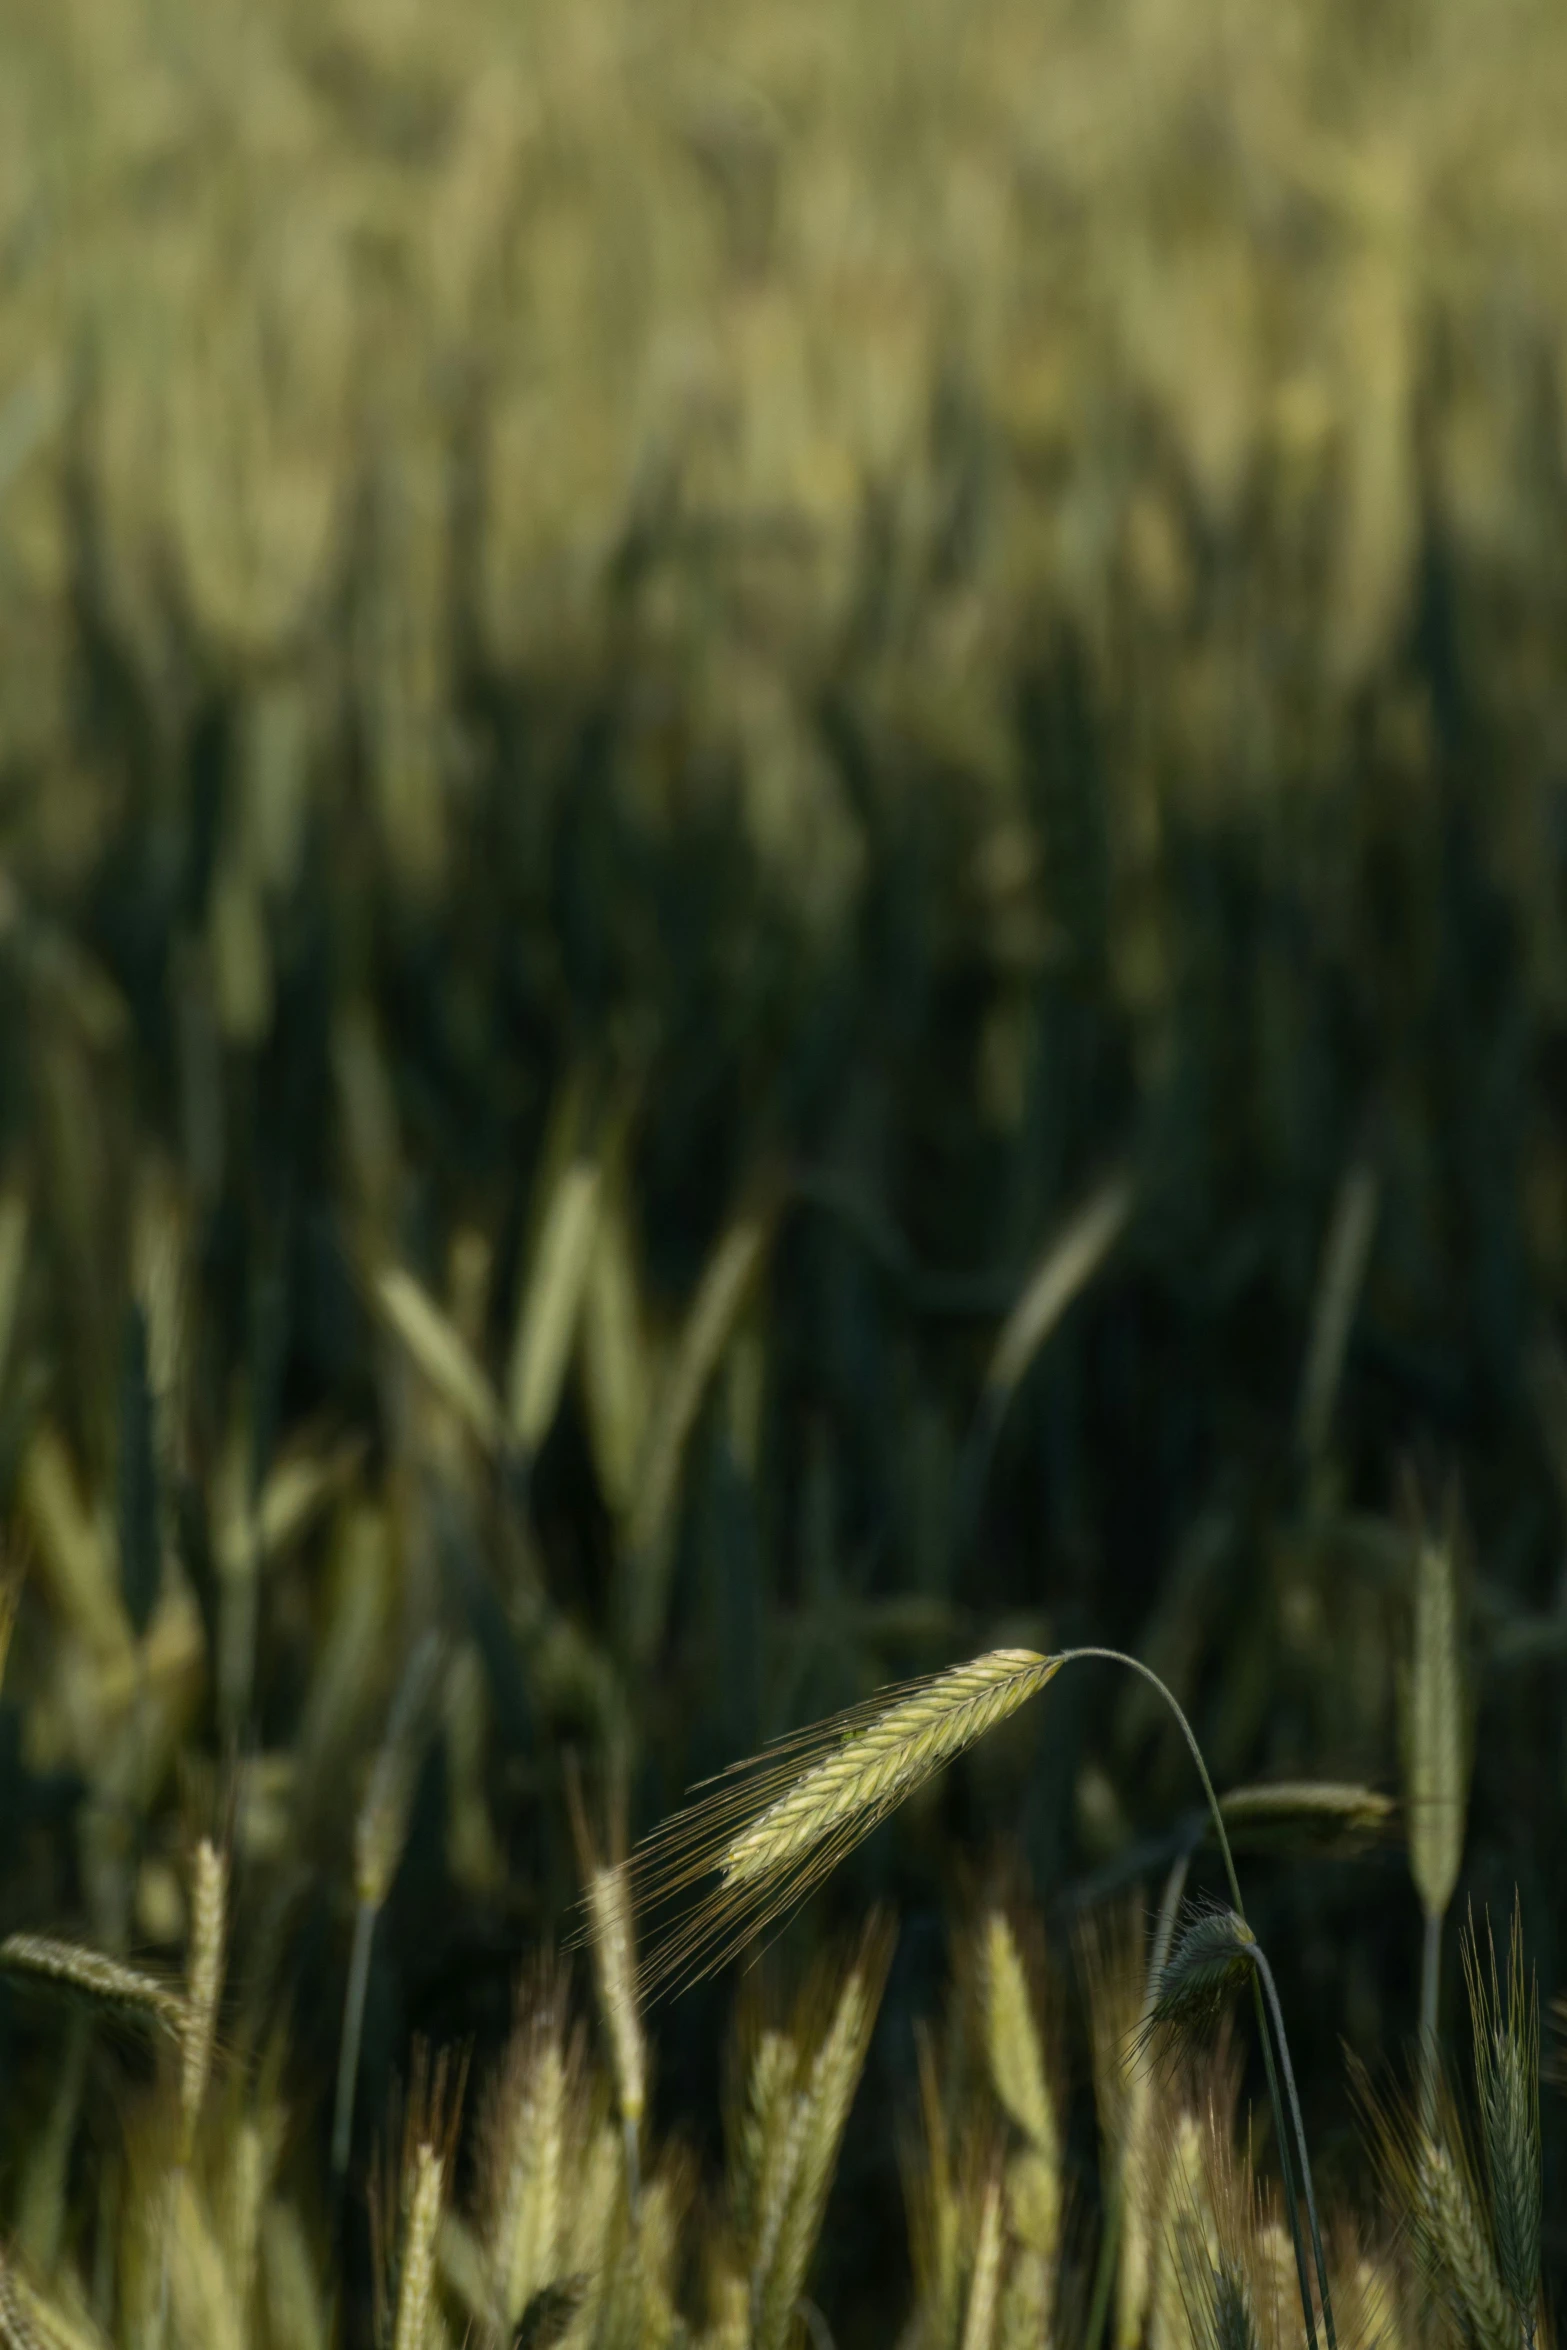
[
  {"left": 1250, "top": 1939, "right": 1337, "bottom": 2350},
  {"left": 180, "top": 1840, "right": 227, "bottom": 2163},
  {"left": 959, "top": 2172, "right": 1005, "bottom": 2350},
  {"left": 393, "top": 2144, "right": 443, "bottom": 2350},
  {"left": 1420, "top": 1908, "right": 1443, "bottom": 2140},
  {"left": 1054, "top": 1653, "right": 1241, "bottom": 1908},
  {"left": 331, "top": 1898, "right": 377, "bottom": 2187}
]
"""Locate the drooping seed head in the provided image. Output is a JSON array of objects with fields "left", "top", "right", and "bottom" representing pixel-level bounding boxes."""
[
  {"left": 1144, "top": 1910, "right": 1257, "bottom": 2046},
  {"left": 0, "top": 1932, "right": 186, "bottom": 2039},
  {"left": 1217, "top": 1782, "right": 1397, "bottom": 1859}
]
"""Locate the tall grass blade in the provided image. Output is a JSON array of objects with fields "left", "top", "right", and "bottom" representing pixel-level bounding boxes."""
[
  {"left": 506, "top": 1150, "right": 602, "bottom": 1457},
  {"left": 1296, "top": 1159, "right": 1379, "bottom": 1469},
  {"left": 116, "top": 1301, "right": 159, "bottom": 1642},
  {"left": 0, "top": 1182, "right": 30, "bottom": 1399},
  {"left": 373, "top": 1267, "right": 503, "bottom": 1454},
  {"left": 984, "top": 1173, "right": 1133, "bottom": 1406},
  {"left": 579, "top": 1171, "right": 652, "bottom": 1523},
  {"left": 623, "top": 1192, "right": 775, "bottom": 1666}
]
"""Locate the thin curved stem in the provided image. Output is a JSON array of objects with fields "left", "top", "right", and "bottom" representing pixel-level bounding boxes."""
[
  {"left": 1253, "top": 1982, "right": 1317, "bottom": 2350},
  {"left": 1055, "top": 1651, "right": 1247, "bottom": 1916},
  {"left": 1419, "top": 1906, "right": 1443, "bottom": 2139},
  {"left": 1251, "top": 1940, "right": 1338, "bottom": 2350},
  {"left": 623, "top": 2113, "right": 642, "bottom": 2219}
]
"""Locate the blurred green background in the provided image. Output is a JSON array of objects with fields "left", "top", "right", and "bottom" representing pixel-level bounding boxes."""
[{"left": 2, "top": 0, "right": 1567, "bottom": 2338}]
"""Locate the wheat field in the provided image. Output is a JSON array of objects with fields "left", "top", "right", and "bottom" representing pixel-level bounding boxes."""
[
  {"left": 1, "top": 0, "right": 1566, "bottom": 2342},
  {"left": 5, "top": 0, "right": 1567, "bottom": 916}
]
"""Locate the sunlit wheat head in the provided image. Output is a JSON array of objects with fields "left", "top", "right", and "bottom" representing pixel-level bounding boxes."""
[{"left": 609, "top": 1649, "right": 1061, "bottom": 1996}]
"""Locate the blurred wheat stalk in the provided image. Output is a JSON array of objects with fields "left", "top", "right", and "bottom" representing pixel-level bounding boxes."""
[{"left": 4, "top": 0, "right": 1567, "bottom": 943}]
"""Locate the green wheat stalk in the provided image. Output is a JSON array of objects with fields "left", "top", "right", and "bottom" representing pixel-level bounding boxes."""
[{"left": 1401, "top": 1486, "right": 1471, "bottom": 2136}]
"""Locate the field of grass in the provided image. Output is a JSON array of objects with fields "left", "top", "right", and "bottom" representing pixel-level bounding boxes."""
[{"left": 2, "top": 0, "right": 1567, "bottom": 2342}]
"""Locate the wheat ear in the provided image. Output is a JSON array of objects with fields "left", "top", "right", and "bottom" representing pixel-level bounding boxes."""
[
  {"left": 3, "top": 2262, "right": 112, "bottom": 2350},
  {"left": 0, "top": 1935, "right": 185, "bottom": 2037},
  {"left": 981, "top": 1910, "right": 1062, "bottom": 2337},
  {"left": 1417, "top": 2142, "right": 1516, "bottom": 2350},
  {"left": 180, "top": 1839, "right": 227, "bottom": 2162},
  {"left": 587, "top": 1862, "right": 645, "bottom": 2205},
  {"left": 1153, "top": 2112, "right": 1212, "bottom": 2350},
  {"left": 1354, "top": 2053, "right": 1514, "bottom": 2350},
  {"left": 619, "top": 1649, "right": 1060, "bottom": 1992},
  {"left": 983, "top": 1912, "right": 1057, "bottom": 2175},
  {"left": 1462, "top": 1901, "right": 1540, "bottom": 2342},
  {"left": 959, "top": 2171, "right": 1005, "bottom": 2350},
  {"left": 752, "top": 1924, "right": 890, "bottom": 2350},
  {"left": 0, "top": 2252, "right": 44, "bottom": 2350},
  {"left": 393, "top": 2144, "right": 444, "bottom": 2350},
  {"left": 566, "top": 1762, "right": 646, "bottom": 2204},
  {"left": 372, "top": 2049, "right": 465, "bottom": 2350},
  {"left": 488, "top": 1993, "right": 568, "bottom": 2329}
]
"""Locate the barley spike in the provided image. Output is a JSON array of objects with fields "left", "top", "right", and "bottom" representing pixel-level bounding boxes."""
[{"left": 619, "top": 1650, "right": 1059, "bottom": 1993}]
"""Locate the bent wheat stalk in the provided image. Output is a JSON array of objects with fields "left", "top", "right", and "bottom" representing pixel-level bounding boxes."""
[
  {"left": 1248, "top": 1935, "right": 1338, "bottom": 2350},
  {"left": 613, "top": 1647, "right": 1257, "bottom": 1992}
]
